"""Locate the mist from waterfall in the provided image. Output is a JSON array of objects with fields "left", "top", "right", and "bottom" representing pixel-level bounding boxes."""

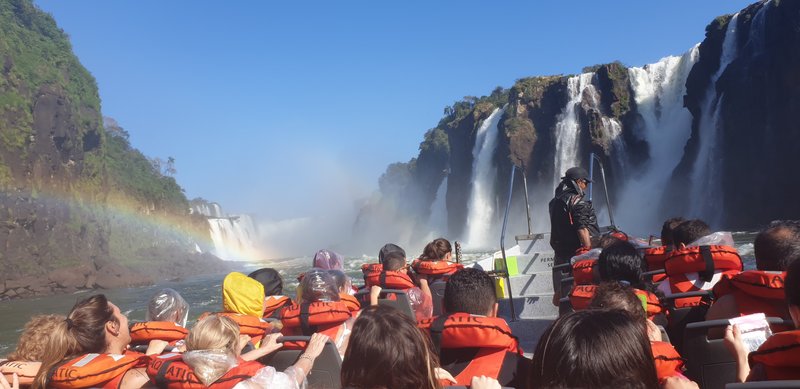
[
  {"left": 615, "top": 46, "right": 700, "bottom": 235},
  {"left": 689, "top": 13, "right": 740, "bottom": 226},
  {"left": 464, "top": 108, "right": 504, "bottom": 249},
  {"left": 429, "top": 176, "right": 449, "bottom": 237}
]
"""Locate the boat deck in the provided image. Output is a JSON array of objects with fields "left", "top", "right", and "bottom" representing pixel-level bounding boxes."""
[{"left": 473, "top": 233, "right": 559, "bottom": 356}]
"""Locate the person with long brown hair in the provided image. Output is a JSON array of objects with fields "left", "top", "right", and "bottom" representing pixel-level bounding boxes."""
[
  {"left": 32, "top": 294, "right": 167, "bottom": 389},
  {"left": 529, "top": 309, "right": 660, "bottom": 389},
  {"left": 342, "top": 305, "right": 500, "bottom": 389}
]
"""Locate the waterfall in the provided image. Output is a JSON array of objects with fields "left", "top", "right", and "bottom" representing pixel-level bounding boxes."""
[
  {"left": 193, "top": 203, "right": 261, "bottom": 261},
  {"left": 553, "top": 73, "right": 595, "bottom": 187},
  {"left": 429, "top": 176, "right": 449, "bottom": 236},
  {"left": 616, "top": 46, "right": 700, "bottom": 234},
  {"left": 689, "top": 13, "right": 740, "bottom": 225},
  {"left": 464, "top": 108, "right": 504, "bottom": 248}
]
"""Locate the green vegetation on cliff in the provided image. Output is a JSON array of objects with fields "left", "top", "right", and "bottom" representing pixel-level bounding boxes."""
[{"left": 0, "top": 0, "right": 216, "bottom": 298}]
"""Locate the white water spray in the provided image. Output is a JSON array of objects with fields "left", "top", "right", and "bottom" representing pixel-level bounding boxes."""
[
  {"left": 429, "top": 176, "right": 449, "bottom": 236},
  {"left": 553, "top": 73, "right": 595, "bottom": 187},
  {"left": 464, "top": 108, "right": 504, "bottom": 249},
  {"left": 615, "top": 46, "right": 700, "bottom": 234}
]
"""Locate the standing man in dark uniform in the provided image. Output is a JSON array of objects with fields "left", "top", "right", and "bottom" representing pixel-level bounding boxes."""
[{"left": 549, "top": 167, "right": 600, "bottom": 303}]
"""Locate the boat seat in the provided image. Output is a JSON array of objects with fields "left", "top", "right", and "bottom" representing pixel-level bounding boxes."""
[
  {"left": 662, "top": 291, "right": 713, "bottom": 352},
  {"left": 726, "top": 381, "right": 800, "bottom": 388},
  {"left": 559, "top": 276, "right": 574, "bottom": 298},
  {"left": 558, "top": 296, "right": 573, "bottom": 317},
  {"left": 430, "top": 280, "right": 447, "bottom": 316},
  {"left": 683, "top": 318, "right": 793, "bottom": 389},
  {"left": 643, "top": 269, "right": 666, "bottom": 283},
  {"left": 259, "top": 336, "right": 341, "bottom": 389},
  {"left": 354, "top": 289, "right": 416, "bottom": 320}
]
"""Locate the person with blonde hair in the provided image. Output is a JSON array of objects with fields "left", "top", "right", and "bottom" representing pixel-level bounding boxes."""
[
  {"left": 148, "top": 314, "right": 328, "bottom": 388},
  {"left": 1, "top": 314, "right": 64, "bottom": 386}
]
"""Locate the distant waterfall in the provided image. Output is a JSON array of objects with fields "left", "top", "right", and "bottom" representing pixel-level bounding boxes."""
[
  {"left": 553, "top": 73, "right": 595, "bottom": 186},
  {"left": 689, "top": 13, "right": 740, "bottom": 224},
  {"left": 616, "top": 46, "right": 700, "bottom": 234},
  {"left": 464, "top": 108, "right": 504, "bottom": 248},
  {"left": 429, "top": 176, "right": 449, "bottom": 236},
  {"left": 192, "top": 203, "right": 261, "bottom": 261}
]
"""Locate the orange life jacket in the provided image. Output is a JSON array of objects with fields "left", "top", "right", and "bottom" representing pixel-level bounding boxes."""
[
  {"left": 644, "top": 246, "right": 670, "bottom": 283},
  {"left": 664, "top": 245, "right": 742, "bottom": 308},
  {"left": 281, "top": 301, "right": 351, "bottom": 339},
  {"left": 419, "top": 313, "right": 521, "bottom": 386},
  {"left": 0, "top": 360, "right": 39, "bottom": 386},
  {"left": 129, "top": 321, "right": 188, "bottom": 347},
  {"left": 362, "top": 263, "right": 415, "bottom": 289},
  {"left": 651, "top": 341, "right": 684, "bottom": 380},
  {"left": 572, "top": 259, "right": 597, "bottom": 286},
  {"left": 48, "top": 352, "right": 147, "bottom": 389},
  {"left": 569, "top": 285, "right": 664, "bottom": 319},
  {"left": 749, "top": 330, "right": 800, "bottom": 380},
  {"left": 262, "top": 296, "right": 293, "bottom": 319},
  {"left": 199, "top": 312, "right": 273, "bottom": 345},
  {"left": 339, "top": 293, "right": 361, "bottom": 312},
  {"left": 713, "top": 270, "right": 788, "bottom": 321},
  {"left": 146, "top": 353, "right": 263, "bottom": 389},
  {"left": 411, "top": 259, "right": 464, "bottom": 276}
]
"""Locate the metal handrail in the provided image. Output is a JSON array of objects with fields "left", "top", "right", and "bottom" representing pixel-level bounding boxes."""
[
  {"left": 499, "top": 165, "right": 522, "bottom": 321},
  {"left": 588, "top": 153, "right": 616, "bottom": 229}
]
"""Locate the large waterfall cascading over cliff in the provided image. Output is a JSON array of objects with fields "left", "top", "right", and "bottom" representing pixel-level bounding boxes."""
[
  {"left": 553, "top": 73, "right": 595, "bottom": 187},
  {"left": 464, "top": 108, "right": 504, "bottom": 248},
  {"left": 192, "top": 203, "right": 261, "bottom": 261},
  {"left": 689, "top": 13, "right": 740, "bottom": 224},
  {"left": 429, "top": 176, "right": 449, "bottom": 237},
  {"left": 615, "top": 47, "right": 700, "bottom": 234}
]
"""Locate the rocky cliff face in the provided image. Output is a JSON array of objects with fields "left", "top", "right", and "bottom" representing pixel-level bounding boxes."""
[
  {"left": 0, "top": 0, "right": 231, "bottom": 299},
  {"left": 360, "top": 0, "right": 795, "bottom": 246}
]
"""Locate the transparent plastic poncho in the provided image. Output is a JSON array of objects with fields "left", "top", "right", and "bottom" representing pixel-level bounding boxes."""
[
  {"left": 327, "top": 270, "right": 353, "bottom": 295},
  {"left": 688, "top": 231, "right": 735, "bottom": 248},
  {"left": 570, "top": 248, "right": 602, "bottom": 265},
  {"left": 182, "top": 350, "right": 238, "bottom": 386},
  {"left": 146, "top": 288, "right": 189, "bottom": 327},
  {"left": 296, "top": 269, "right": 340, "bottom": 303},
  {"left": 312, "top": 249, "right": 344, "bottom": 271}
]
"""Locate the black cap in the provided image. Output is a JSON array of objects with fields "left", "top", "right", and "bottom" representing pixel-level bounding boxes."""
[
  {"left": 378, "top": 243, "right": 405, "bottom": 263},
  {"left": 247, "top": 268, "right": 283, "bottom": 296},
  {"left": 562, "top": 167, "right": 592, "bottom": 182}
]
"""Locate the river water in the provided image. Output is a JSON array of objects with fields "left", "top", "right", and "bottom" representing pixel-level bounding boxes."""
[{"left": 0, "top": 234, "right": 756, "bottom": 356}]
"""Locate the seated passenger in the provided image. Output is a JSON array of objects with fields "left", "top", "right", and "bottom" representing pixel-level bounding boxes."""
[
  {"left": 725, "top": 257, "right": 800, "bottom": 382},
  {"left": 312, "top": 249, "right": 344, "bottom": 271},
  {"left": 200, "top": 272, "right": 273, "bottom": 346},
  {"left": 343, "top": 305, "right": 500, "bottom": 389},
  {"left": 589, "top": 282, "right": 686, "bottom": 382},
  {"left": 147, "top": 314, "right": 328, "bottom": 389},
  {"left": 529, "top": 310, "right": 663, "bottom": 388},
  {"left": 570, "top": 233, "right": 624, "bottom": 286},
  {"left": 281, "top": 269, "right": 354, "bottom": 356},
  {"left": 643, "top": 217, "right": 686, "bottom": 283},
  {"left": 569, "top": 241, "right": 664, "bottom": 319},
  {"left": 363, "top": 243, "right": 433, "bottom": 321},
  {"left": 412, "top": 238, "right": 463, "bottom": 282},
  {"left": 1, "top": 315, "right": 64, "bottom": 386},
  {"left": 248, "top": 268, "right": 293, "bottom": 319},
  {"left": 129, "top": 288, "right": 189, "bottom": 352},
  {"left": 418, "top": 268, "right": 528, "bottom": 387},
  {"left": 708, "top": 221, "right": 800, "bottom": 323},
  {"left": 32, "top": 294, "right": 168, "bottom": 389},
  {"left": 657, "top": 219, "right": 743, "bottom": 307},
  {"left": 329, "top": 269, "right": 360, "bottom": 312}
]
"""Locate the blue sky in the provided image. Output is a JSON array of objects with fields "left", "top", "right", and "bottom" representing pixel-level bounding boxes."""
[{"left": 36, "top": 0, "right": 754, "bottom": 222}]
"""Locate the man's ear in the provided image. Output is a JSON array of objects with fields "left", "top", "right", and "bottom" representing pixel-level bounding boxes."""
[{"left": 678, "top": 243, "right": 687, "bottom": 250}]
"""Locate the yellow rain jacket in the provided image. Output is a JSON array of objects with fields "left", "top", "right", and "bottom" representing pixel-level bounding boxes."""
[{"left": 222, "top": 272, "right": 265, "bottom": 317}]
